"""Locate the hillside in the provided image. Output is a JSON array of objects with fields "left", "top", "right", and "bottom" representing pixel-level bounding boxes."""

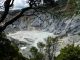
[{"left": 0, "top": 0, "right": 80, "bottom": 58}]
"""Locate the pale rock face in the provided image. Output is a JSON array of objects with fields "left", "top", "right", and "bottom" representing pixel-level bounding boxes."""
[
  {"left": 7, "top": 30, "right": 54, "bottom": 47},
  {"left": 7, "top": 30, "right": 55, "bottom": 57},
  {"left": 0, "top": 0, "right": 80, "bottom": 58},
  {"left": 4, "top": 10, "right": 80, "bottom": 57},
  {"left": 5, "top": 13, "right": 80, "bottom": 36}
]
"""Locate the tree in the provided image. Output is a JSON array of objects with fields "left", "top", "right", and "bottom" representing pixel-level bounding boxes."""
[
  {"left": 37, "top": 42, "right": 45, "bottom": 52},
  {"left": 30, "top": 46, "right": 38, "bottom": 56},
  {"left": 45, "top": 37, "right": 58, "bottom": 60},
  {"left": 0, "top": 0, "right": 57, "bottom": 32},
  {"left": 0, "top": 33, "right": 27, "bottom": 60},
  {"left": 29, "top": 37, "right": 58, "bottom": 60},
  {"left": 56, "top": 44, "right": 80, "bottom": 60},
  {"left": 29, "top": 46, "right": 44, "bottom": 60}
]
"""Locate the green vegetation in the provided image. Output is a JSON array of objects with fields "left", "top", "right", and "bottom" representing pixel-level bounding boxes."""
[
  {"left": 29, "top": 37, "right": 80, "bottom": 60},
  {"left": 0, "top": 0, "right": 80, "bottom": 60},
  {"left": 53, "top": 0, "right": 80, "bottom": 18},
  {"left": 45, "top": 37, "right": 58, "bottom": 60},
  {"left": 29, "top": 46, "right": 44, "bottom": 60},
  {"left": 76, "top": 0, "right": 80, "bottom": 14},
  {"left": 0, "top": 33, "right": 26, "bottom": 60},
  {"left": 29, "top": 37, "right": 58, "bottom": 60},
  {"left": 1, "top": 32, "right": 80, "bottom": 60},
  {"left": 37, "top": 42, "right": 45, "bottom": 52},
  {"left": 56, "top": 44, "right": 80, "bottom": 60}
]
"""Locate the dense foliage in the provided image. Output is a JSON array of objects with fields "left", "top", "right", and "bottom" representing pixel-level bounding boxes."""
[
  {"left": 0, "top": 33, "right": 26, "bottom": 60},
  {"left": 0, "top": 0, "right": 80, "bottom": 60},
  {"left": 29, "top": 46, "right": 44, "bottom": 60},
  {"left": 28, "top": 37, "right": 58, "bottom": 60},
  {"left": 56, "top": 44, "right": 80, "bottom": 60}
]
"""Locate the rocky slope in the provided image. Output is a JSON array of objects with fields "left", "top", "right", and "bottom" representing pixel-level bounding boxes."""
[
  {"left": 0, "top": 0, "right": 80, "bottom": 58},
  {"left": 4, "top": 9, "right": 80, "bottom": 57}
]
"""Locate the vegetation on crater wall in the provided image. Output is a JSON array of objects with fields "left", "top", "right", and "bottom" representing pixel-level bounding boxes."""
[
  {"left": 56, "top": 44, "right": 80, "bottom": 60},
  {"left": 0, "top": 33, "right": 27, "bottom": 60}
]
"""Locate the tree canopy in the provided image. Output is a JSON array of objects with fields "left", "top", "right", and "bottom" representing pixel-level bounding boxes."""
[
  {"left": 0, "top": 33, "right": 26, "bottom": 60},
  {"left": 56, "top": 44, "right": 80, "bottom": 60}
]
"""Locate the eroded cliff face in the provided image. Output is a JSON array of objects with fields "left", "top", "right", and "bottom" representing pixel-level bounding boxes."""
[
  {"left": 4, "top": 9, "right": 80, "bottom": 57},
  {"left": 4, "top": 10, "right": 80, "bottom": 36},
  {"left": 1, "top": 0, "right": 80, "bottom": 57},
  {"left": 0, "top": 0, "right": 80, "bottom": 59}
]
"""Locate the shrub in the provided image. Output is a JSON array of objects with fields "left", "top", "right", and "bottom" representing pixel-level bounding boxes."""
[
  {"left": 56, "top": 44, "right": 80, "bottom": 60},
  {"left": 0, "top": 33, "right": 26, "bottom": 60}
]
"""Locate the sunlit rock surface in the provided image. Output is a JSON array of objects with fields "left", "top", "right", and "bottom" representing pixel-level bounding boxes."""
[
  {"left": 8, "top": 30, "right": 54, "bottom": 47},
  {"left": 7, "top": 30, "right": 55, "bottom": 57},
  {"left": 3, "top": 9, "right": 80, "bottom": 57},
  {"left": 0, "top": 0, "right": 80, "bottom": 58}
]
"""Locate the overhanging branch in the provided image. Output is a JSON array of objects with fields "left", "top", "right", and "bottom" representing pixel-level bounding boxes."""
[{"left": 0, "top": 0, "right": 14, "bottom": 23}]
